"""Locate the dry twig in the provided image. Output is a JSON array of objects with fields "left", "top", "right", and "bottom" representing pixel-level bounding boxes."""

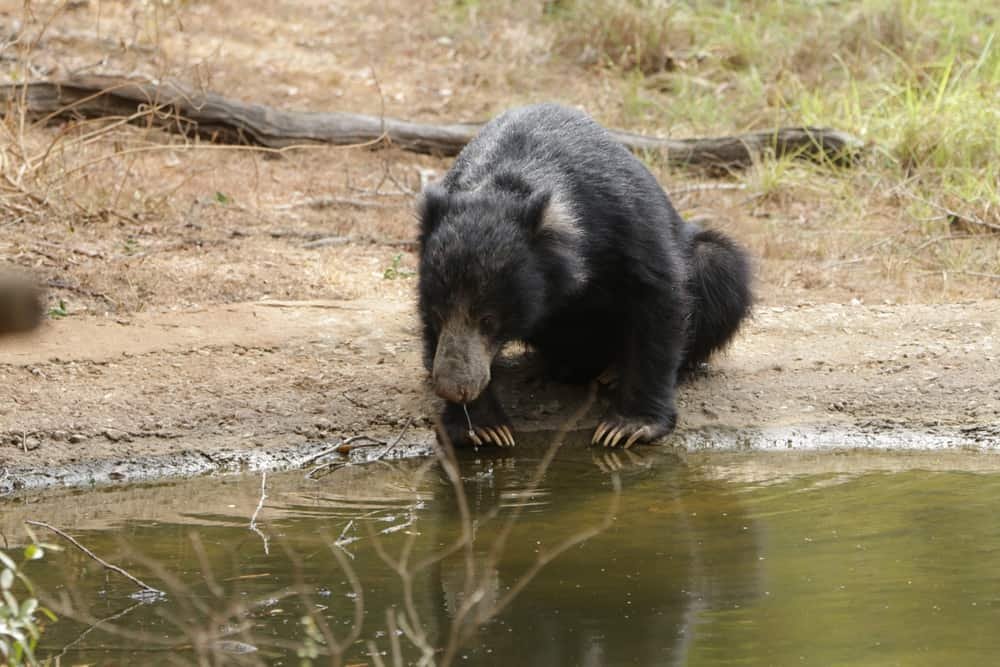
[
  {"left": 272, "top": 195, "right": 399, "bottom": 211},
  {"left": 24, "top": 520, "right": 165, "bottom": 598},
  {"left": 372, "top": 417, "right": 414, "bottom": 463},
  {"left": 248, "top": 471, "right": 270, "bottom": 555}
]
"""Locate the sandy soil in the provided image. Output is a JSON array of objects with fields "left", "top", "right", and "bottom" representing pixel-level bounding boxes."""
[
  {"left": 1, "top": 0, "right": 999, "bottom": 493},
  {"left": 2, "top": 293, "right": 997, "bottom": 493}
]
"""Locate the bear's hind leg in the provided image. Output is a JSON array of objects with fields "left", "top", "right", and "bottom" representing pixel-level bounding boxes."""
[{"left": 592, "top": 287, "right": 684, "bottom": 448}]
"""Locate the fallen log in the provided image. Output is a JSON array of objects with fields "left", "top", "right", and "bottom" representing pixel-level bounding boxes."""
[{"left": 0, "top": 75, "right": 864, "bottom": 167}]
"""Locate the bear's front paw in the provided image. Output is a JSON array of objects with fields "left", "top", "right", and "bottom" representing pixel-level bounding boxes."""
[
  {"left": 439, "top": 403, "right": 516, "bottom": 448},
  {"left": 591, "top": 413, "right": 675, "bottom": 448},
  {"left": 469, "top": 423, "right": 516, "bottom": 448}
]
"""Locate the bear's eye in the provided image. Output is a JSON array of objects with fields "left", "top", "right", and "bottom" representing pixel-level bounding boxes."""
[{"left": 479, "top": 314, "right": 499, "bottom": 335}]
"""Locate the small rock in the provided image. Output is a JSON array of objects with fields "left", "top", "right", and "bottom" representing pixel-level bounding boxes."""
[
  {"left": 68, "top": 433, "right": 86, "bottom": 444},
  {"left": 103, "top": 428, "right": 129, "bottom": 442}
]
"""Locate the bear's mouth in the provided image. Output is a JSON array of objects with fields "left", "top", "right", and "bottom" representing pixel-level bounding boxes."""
[{"left": 431, "top": 313, "right": 495, "bottom": 404}]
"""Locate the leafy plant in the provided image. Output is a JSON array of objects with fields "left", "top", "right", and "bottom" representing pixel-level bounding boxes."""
[
  {"left": 0, "top": 542, "right": 58, "bottom": 666},
  {"left": 46, "top": 300, "right": 68, "bottom": 320},
  {"left": 383, "top": 254, "right": 415, "bottom": 280}
]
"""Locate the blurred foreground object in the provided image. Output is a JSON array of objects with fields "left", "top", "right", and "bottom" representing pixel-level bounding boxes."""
[{"left": 0, "top": 276, "right": 44, "bottom": 336}]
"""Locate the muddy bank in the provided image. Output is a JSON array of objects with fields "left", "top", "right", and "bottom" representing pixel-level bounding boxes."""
[
  {"left": 2, "top": 420, "right": 998, "bottom": 497},
  {"left": 2, "top": 298, "right": 999, "bottom": 494},
  {"left": 0, "top": 435, "right": 435, "bottom": 496}
]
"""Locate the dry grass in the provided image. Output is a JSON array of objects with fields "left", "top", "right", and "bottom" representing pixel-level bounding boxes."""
[
  {"left": 546, "top": 0, "right": 999, "bottom": 298},
  {"left": 1, "top": 0, "right": 998, "bottom": 317}
]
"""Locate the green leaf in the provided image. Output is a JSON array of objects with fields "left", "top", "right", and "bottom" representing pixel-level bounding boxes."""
[
  {"left": 0, "top": 551, "right": 15, "bottom": 570},
  {"left": 14, "top": 570, "right": 35, "bottom": 596},
  {"left": 215, "top": 191, "right": 231, "bottom": 205},
  {"left": 23, "top": 544, "right": 44, "bottom": 561},
  {"left": 48, "top": 299, "right": 69, "bottom": 319},
  {"left": 0, "top": 568, "right": 13, "bottom": 591},
  {"left": 20, "top": 598, "right": 37, "bottom": 619},
  {"left": 2, "top": 590, "right": 17, "bottom": 615}
]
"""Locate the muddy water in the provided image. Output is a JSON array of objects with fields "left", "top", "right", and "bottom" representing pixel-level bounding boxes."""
[{"left": 12, "top": 436, "right": 1000, "bottom": 666}]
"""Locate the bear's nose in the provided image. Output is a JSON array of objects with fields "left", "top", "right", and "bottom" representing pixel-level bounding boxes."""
[{"left": 432, "top": 377, "right": 473, "bottom": 404}]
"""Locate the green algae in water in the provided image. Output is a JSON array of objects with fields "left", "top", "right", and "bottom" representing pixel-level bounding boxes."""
[{"left": 12, "top": 443, "right": 1000, "bottom": 666}]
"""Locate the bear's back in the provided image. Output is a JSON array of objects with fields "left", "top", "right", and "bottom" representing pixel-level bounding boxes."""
[{"left": 444, "top": 104, "right": 638, "bottom": 198}]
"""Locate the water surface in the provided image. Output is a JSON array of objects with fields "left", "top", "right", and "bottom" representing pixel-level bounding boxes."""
[{"left": 12, "top": 437, "right": 1000, "bottom": 666}]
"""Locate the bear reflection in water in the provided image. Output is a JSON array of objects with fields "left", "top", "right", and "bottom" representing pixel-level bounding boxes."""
[{"left": 419, "top": 447, "right": 764, "bottom": 665}]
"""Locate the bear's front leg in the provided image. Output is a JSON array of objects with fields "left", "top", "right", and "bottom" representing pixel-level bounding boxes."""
[
  {"left": 592, "top": 287, "right": 684, "bottom": 448},
  {"left": 438, "top": 384, "right": 515, "bottom": 448}
]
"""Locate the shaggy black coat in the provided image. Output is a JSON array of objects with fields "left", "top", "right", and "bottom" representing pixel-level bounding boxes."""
[{"left": 418, "top": 104, "right": 751, "bottom": 448}]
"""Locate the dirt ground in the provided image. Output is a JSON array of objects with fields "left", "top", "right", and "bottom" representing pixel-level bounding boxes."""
[
  {"left": 1, "top": 1, "right": 999, "bottom": 493},
  {"left": 2, "top": 294, "right": 998, "bottom": 492}
]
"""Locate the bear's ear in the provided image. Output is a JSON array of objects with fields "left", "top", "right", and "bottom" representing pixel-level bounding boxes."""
[
  {"left": 522, "top": 189, "right": 580, "bottom": 241},
  {"left": 417, "top": 184, "right": 450, "bottom": 240},
  {"left": 521, "top": 189, "right": 553, "bottom": 235}
]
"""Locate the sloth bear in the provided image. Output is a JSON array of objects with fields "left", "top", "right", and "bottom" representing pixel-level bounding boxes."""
[{"left": 417, "top": 104, "right": 751, "bottom": 448}]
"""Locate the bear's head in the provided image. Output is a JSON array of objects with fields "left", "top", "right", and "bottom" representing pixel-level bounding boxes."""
[{"left": 416, "top": 182, "right": 585, "bottom": 404}]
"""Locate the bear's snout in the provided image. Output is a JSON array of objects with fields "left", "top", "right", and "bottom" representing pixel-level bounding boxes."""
[{"left": 432, "top": 320, "right": 492, "bottom": 404}]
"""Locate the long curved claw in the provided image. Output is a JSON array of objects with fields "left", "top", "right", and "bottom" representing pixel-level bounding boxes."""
[
  {"left": 592, "top": 421, "right": 611, "bottom": 445},
  {"left": 624, "top": 426, "right": 651, "bottom": 449},
  {"left": 606, "top": 426, "right": 627, "bottom": 448},
  {"left": 464, "top": 424, "right": 515, "bottom": 448}
]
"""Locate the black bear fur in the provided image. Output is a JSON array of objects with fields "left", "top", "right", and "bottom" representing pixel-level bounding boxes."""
[{"left": 417, "top": 104, "right": 752, "bottom": 448}]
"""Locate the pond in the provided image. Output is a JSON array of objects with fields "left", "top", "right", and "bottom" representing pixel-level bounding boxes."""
[{"left": 9, "top": 434, "right": 1000, "bottom": 666}]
